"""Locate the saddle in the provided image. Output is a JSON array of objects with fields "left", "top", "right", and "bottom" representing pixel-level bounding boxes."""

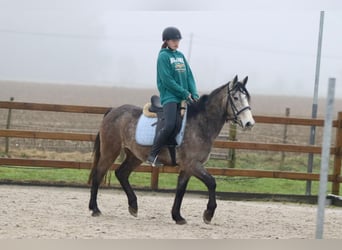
[
  {"left": 149, "top": 95, "right": 163, "bottom": 113},
  {"left": 143, "top": 95, "right": 186, "bottom": 166},
  {"left": 143, "top": 95, "right": 186, "bottom": 118}
]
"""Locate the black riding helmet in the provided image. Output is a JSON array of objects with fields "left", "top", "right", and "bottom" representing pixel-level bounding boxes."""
[{"left": 162, "top": 27, "right": 182, "bottom": 41}]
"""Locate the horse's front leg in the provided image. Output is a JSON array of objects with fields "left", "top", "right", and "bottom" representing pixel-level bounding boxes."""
[
  {"left": 193, "top": 165, "right": 217, "bottom": 224},
  {"left": 171, "top": 170, "right": 190, "bottom": 225}
]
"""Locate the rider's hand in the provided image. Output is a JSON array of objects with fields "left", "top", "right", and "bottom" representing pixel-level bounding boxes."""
[
  {"left": 187, "top": 94, "right": 194, "bottom": 103},
  {"left": 189, "top": 94, "right": 199, "bottom": 102}
]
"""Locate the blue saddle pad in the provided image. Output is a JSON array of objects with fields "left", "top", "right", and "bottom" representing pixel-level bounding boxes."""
[{"left": 135, "top": 109, "right": 187, "bottom": 146}]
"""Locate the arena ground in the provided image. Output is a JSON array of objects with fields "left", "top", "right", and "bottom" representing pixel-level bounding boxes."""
[{"left": 1, "top": 185, "right": 341, "bottom": 239}]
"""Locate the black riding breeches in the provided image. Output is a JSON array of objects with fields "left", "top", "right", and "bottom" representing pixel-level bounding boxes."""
[
  {"left": 162, "top": 102, "right": 180, "bottom": 136},
  {"left": 149, "top": 102, "right": 180, "bottom": 157}
]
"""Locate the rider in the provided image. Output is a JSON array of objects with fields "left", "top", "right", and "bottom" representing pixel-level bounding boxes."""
[{"left": 146, "top": 26, "right": 199, "bottom": 167}]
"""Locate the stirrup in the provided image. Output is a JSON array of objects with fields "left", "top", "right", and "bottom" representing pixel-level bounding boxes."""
[{"left": 146, "top": 155, "right": 163, "bottom": 167}]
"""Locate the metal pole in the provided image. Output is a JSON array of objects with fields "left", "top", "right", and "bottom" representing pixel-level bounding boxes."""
[
  {"left": 306, "top": 11, "right": 325, "bottom": 195},
  {"left": 316, "top": 78, "right": 336, "bottom": 239},
  {"left": 187, "top": 32, "right": 193, "bottom": 63}
]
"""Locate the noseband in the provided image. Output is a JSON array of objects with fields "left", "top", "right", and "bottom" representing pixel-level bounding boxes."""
[{"left": 226, "top": 83, "right": 251, "bottom": 123}]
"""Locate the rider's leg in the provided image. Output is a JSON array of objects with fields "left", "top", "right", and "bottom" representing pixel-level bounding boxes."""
[{"left": 146, "top": 102, "right": 178, "bottom": 167}]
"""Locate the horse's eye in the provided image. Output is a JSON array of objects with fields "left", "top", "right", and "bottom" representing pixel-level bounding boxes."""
[{"left": 233, "top": 96, "right": 239, "bottom": 101}]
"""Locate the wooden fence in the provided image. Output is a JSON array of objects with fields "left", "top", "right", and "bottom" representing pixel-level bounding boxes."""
[{"left": 0, "top": 101, "right": 341, "bottom": 195}]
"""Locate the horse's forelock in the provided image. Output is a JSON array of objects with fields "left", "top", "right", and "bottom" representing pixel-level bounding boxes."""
[
  {"left": 236, "top": 81, "right": 250, "bottom": 101},
  {"left": 230, "top": 80, "right": 250, "bottom": 101}
]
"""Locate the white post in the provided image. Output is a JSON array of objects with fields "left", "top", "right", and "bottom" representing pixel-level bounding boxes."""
[{"left": 315, "top": 78, "right": 336, "bottom": 239}]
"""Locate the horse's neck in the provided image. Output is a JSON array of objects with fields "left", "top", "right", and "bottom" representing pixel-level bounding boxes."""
[
  {"left": 197, "top": 102, "right": 226, "bottom": 142},
  {"left": 207, "top": 112, "right": 226, "bottom": 141}
]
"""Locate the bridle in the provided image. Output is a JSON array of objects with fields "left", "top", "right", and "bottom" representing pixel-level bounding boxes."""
[{"left": 225, "top": 82, "right": 251, "bottom": 124}]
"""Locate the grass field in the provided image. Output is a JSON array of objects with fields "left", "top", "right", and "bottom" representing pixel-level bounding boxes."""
[
  {"left": 0, "top": 166, "right": 324, "bottom": 195},
  {"left": 1, "top": 149, "right": 339, "bottom": 195}
]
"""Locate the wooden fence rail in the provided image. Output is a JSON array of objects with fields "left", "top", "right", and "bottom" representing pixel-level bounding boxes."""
[{"left": 0, "top": 101, "right": 341, "bottom": 195}]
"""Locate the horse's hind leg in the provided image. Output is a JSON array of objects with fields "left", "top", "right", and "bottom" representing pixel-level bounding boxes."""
[
  {"left": 89, "top": 149, "right": 120, "bottom": 216},
  {"left": 115, "top": 149, "right": 142, "bottom": 217},
  {"left": 171, "top": 170, "right": 191, "bottom": 225}
]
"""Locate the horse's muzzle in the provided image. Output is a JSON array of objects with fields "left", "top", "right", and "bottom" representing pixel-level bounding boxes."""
[
  {"left": 240, "top": 117, "right": 255, "bottom": 130},
  {"left": 244, "top": 121, "right": 254, "bottom": 130}
]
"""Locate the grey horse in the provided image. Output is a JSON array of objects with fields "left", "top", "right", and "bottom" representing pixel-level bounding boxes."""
[{"left": 88, "top": 75, "right": 255, "bottom": 224}]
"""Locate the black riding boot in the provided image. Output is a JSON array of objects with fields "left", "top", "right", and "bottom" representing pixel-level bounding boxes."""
[{"left": 146, "top": 129, "right": 168, "bottom": 167}]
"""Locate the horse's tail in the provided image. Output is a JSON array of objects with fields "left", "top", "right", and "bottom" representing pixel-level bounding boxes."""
[
  {"left": 88, "top": 108, "right": 112, "bottom": 184},
  {"left": 88, "top": 132, "right": 101, "bottom": 184}
]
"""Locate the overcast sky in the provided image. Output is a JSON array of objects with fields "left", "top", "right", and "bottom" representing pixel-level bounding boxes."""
[{"left": 0, "top": 0, "right": 341, "bottom": 97}]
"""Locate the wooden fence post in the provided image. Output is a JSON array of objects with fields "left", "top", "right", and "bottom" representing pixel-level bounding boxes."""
[
  {"left": 332, "top": 111, "right": 342, "bottom": 195},
  {"left": 228, "top": 123, "right": 237, "bottom": 168},
  {"left": 280, "top": 108, "right": 290, "bottom": 169},
  {"left": 151, "top": 167, "right": 159, "bottom": 190},
  {"left": 5, "top": 97, "right": 14, "bottom": 155}
]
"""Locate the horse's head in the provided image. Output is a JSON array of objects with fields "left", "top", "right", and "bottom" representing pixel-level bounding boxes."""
[{"left": 226, "top": 75, "right": 255, "bottom": 130}]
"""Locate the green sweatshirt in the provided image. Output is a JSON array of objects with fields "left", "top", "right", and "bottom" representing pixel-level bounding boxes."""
[{"left": 157, "top": 48, "right": 199, "bottom": 105}]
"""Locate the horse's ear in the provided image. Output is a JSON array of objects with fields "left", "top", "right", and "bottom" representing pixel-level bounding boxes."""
[
  {"left": 242, "top": 76, "right": 248, "bottom": 86},
  {"left": 232, "top": 75, "right": 238, "bottom": 84}
]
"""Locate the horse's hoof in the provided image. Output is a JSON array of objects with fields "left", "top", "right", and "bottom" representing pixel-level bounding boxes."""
[
  {"left": 203, "top": 210, "right": 212, "bottom": 224},
  {"left": 175, "top": 219, "right": 187, "bottom": 225},
  {"left": 128, "top": 206, "right": 138, "bottom": 217},
  {"left": 91, "top": 210, "right": 102, "bottom": 217}
]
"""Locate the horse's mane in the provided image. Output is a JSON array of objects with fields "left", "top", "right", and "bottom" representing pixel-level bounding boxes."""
[
  {"left": 187, "top": 83, "right": 228, "bottom": 119},
  {"left": 186, "top": 94, "right": 208, "bottom": 119},
  {"left": 187, "top": 81, "right": 250, "bottom": 119}
]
